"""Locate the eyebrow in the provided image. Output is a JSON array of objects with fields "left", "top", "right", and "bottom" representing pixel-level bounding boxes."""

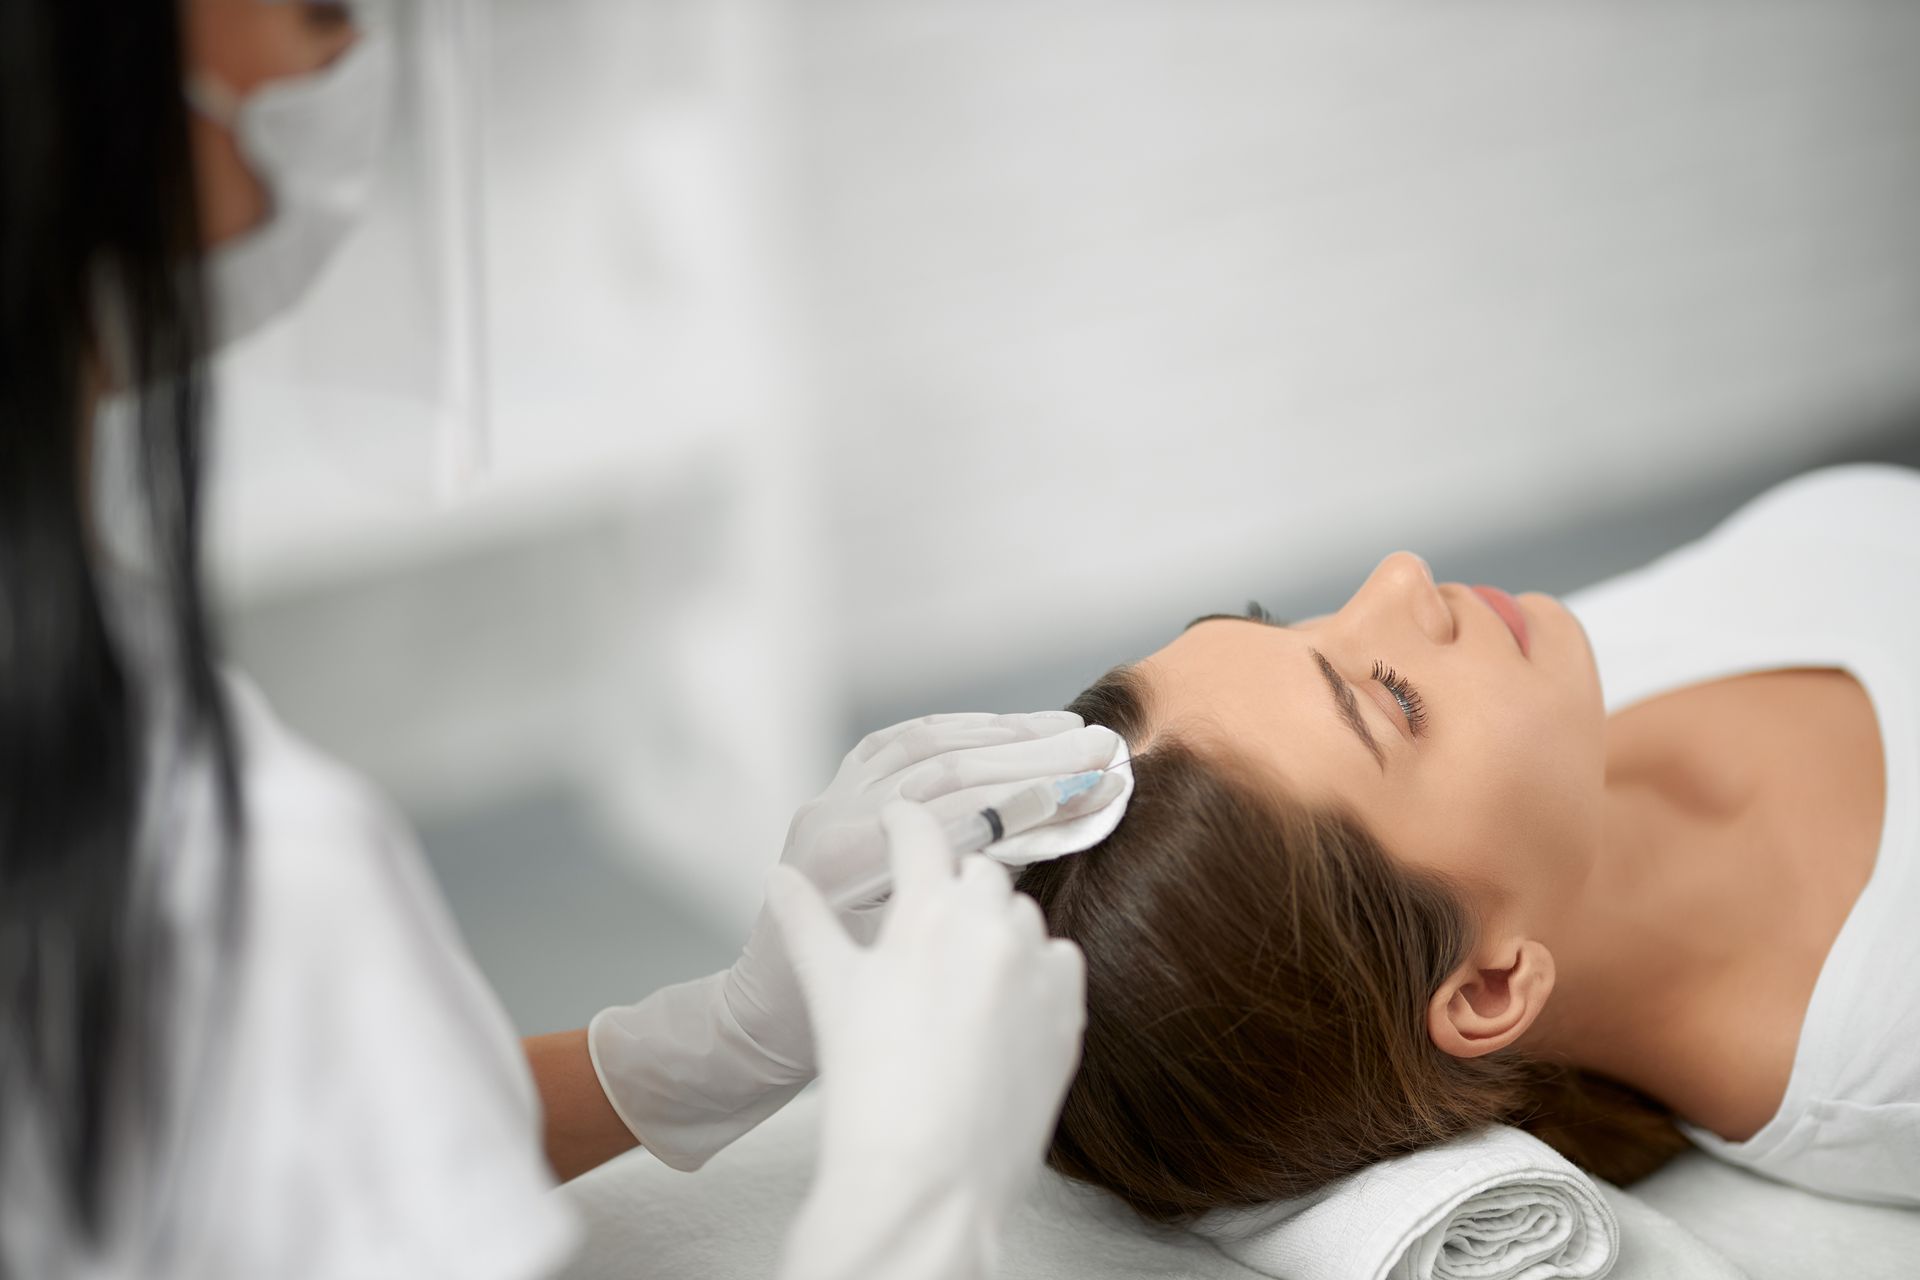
[
  {"left": 1185, "top": 608, "right": 1387, "bottom": 772},
  {"left": 1310, "top": 647, "right": 1386, "bottom": 772}
]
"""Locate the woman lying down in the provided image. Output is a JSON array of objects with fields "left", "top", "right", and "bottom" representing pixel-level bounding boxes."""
[{"left": 1018, "top": 463, "right": 1918, "bottom": 1223}]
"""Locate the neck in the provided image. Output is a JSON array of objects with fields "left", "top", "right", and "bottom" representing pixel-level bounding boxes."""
[{"left": 1519, "top": 736, "right": 1766, "bottom": 1108}]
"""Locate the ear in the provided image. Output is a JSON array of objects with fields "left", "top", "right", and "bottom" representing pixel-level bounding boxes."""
[{"left": 1426, "top": 938, "right": 1555, "bottom": 1059}]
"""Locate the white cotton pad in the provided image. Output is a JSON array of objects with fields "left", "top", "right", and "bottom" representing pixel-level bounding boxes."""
[{"left": 983, "top": 737, "right": 1134, "bottom": 868}]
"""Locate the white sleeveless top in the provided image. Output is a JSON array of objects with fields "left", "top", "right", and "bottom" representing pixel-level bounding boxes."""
[{"left": 1565, "top": 464, "right": 1920, "bottom": 1206}]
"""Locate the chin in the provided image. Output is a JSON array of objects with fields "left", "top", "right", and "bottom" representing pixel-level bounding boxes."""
[{"left": 1538, "top": 594, "right": 1607, "bottom": 727}]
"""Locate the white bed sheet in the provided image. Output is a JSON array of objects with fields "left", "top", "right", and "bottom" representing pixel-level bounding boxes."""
[
  {"left": 553, "top": 1091, "right": 1920, "bottom": 1280},
  {"left": 1630, "top": 1150, "right": 1920, "bottom": 1280}
]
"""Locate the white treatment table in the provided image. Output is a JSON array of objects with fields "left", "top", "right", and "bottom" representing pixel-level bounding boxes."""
[{"left": 551, "top": 1090, "right": 1920, "bottom": 1279}]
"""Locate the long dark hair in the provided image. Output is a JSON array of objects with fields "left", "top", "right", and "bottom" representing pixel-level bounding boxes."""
[
  {"left": 1018, "top": 665, "right": 1688, "bottom": 1224},
  {"left": 1, "top": 0, "right": 242, "bottom": 1251}
]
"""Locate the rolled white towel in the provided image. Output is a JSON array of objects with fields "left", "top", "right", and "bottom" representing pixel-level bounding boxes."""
[{"left": 1190, "top": 1126, "right": 1618, "bottom": 1280}]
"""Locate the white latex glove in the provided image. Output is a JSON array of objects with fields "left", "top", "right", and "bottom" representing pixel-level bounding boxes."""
[
  {"left": 771, "top": 803, "right": 1087, "bottom": 1280},
  {"left": 589, "top": 712, "right": 1118, "bottom": 1170}
]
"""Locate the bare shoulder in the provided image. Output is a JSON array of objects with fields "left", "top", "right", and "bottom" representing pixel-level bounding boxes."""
[
  {"left": 1674, "top": 980, "right": 1805, "bottom": 1143},
  {"left": 1617, "top": 668, "right": 1884, "bottom": 1143}
]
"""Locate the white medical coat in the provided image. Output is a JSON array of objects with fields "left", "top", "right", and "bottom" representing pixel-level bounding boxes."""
[{"left": 2, "top": 663, "right": 579, "bottom": 1278}]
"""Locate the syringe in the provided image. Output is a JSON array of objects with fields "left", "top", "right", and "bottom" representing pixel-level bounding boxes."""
[{"left": 826, "top": 767, "right": 1128, "bottom": 911}]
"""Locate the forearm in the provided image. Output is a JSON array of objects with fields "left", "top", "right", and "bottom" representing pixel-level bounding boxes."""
[{"left": 524, "top": 1029, "right": 640, "bottom": 1183}]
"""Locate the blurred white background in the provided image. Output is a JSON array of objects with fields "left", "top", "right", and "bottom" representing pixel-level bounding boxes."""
[{"left": 210, "top": 0, "right": 1920, "bottom": 1032}]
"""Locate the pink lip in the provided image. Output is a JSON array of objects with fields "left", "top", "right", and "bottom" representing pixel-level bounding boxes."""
[{"left": 1471, "top": 585, "right": 1530, "bottom": 657}]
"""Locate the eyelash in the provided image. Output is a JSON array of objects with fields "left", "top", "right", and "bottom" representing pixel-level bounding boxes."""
[{"left": 1371, "top": 660, "right": 1428, "bottom": 736}]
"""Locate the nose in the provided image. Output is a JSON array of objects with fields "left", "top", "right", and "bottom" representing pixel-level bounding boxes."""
[{"left": 1343, "top": 551, "right": 1455, "bottom": 645}]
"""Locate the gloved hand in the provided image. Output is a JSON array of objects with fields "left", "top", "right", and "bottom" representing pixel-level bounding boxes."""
[
  {"left": 588, "top": 711, "right": 1118, "bottom": 1170},
  {"left": 772, "top": 803, "right": 1087, "bottom": 1280}
]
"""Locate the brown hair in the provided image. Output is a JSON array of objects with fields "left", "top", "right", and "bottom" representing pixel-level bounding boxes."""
[{"left": 1016, "top": 666, "right": 1689, "bottom": 1224}]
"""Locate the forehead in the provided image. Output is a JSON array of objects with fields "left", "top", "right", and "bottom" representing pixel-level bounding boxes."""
[
  {"left": 1136, "top": 619, "right": 1360, "bottom": 791},
  {"left": 1140, "top": 618, "right": 1294, "bottom": 720},
  {"left": 1144, "top": 616, "right": 1283, "bottom": 688}
]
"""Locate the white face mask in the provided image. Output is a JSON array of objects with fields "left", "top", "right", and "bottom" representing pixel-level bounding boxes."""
[{"left": 188, "top": 34, "right": 396, "bottom": 349}]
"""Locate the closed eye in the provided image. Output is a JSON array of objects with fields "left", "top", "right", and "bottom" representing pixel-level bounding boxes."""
[{"left": 1371, "top": 661, "right": 1428, "bottom": 736}]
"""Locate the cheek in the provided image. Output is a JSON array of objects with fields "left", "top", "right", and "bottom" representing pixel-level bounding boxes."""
[
  {"left": 1537, "top": 594, "right": 1609, "bottom": 742},
  {"left": 1478, "top": 683, "right": 1607, "bottom": 890},
  {"left": 1386, "top": 684, "right": 1598, "bottom": 902},
  {"left": 1480, "top": 603, "right": 1607, "bottom": 816}
]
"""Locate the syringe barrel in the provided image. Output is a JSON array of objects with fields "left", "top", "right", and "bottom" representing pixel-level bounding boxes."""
[{"left": 938, "top": 809, "right": 998, "bottom": 855}]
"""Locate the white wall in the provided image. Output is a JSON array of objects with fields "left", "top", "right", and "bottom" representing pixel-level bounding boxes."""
[{"left": 787, "top": 3, "right": 1920, "bottom": 704}]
